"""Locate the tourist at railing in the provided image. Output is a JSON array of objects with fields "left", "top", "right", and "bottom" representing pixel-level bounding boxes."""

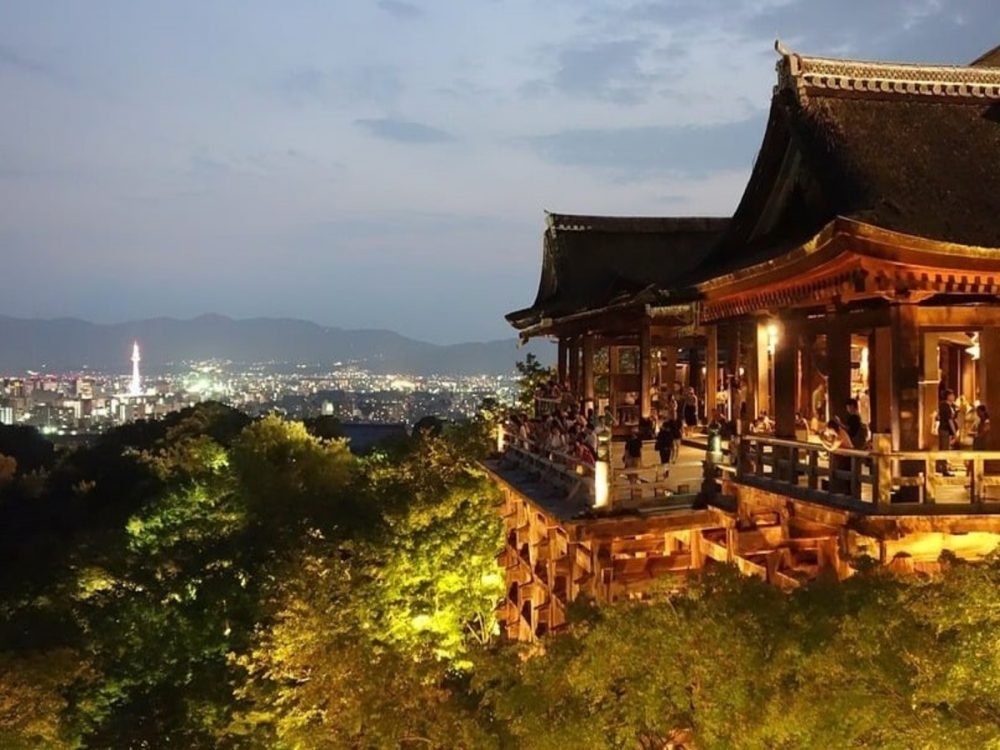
[
  {"left": 973, "top": 404, "right": 991, "bottom": 450},
  {"left": 844, "top": 398, "right": 870, "bottom": 450},
  {"left": 820, "top": 417, "right": 853, "bottom": 494},
  {"left": 937, "top": 389, "right": 959, "bottom": 475}
]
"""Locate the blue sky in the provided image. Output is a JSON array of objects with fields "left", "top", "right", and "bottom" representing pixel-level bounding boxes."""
[{"left": 0, "top": 1, "right": 995, "bottom": 343}]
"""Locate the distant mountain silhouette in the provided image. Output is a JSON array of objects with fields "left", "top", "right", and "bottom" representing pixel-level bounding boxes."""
[{"left": 0, "top": 315, "right": 553, "bottom": 376}]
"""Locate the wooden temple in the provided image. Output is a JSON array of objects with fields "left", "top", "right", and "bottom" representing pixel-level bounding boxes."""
[{"left": 486, "top": 44, "right": 1000, "bottom": 640}]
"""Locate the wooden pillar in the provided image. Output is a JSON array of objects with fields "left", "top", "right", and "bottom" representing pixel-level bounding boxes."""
[
  {"left": 752, "top": 319, "right": 769, "bottom": 419},
  {"left": 582, "top": 334, "right": 595, "bottom": 410},
  {"left": 639, "top": 323, "right": 652, "bottom": 420},
  {"left": 891, "top": 305, "right": 922, "bottom": 501},
  {"left": 609, "top": 345, "right": 620, "bottom": 423},
  {"left": 920, "top": 333, "right": 941, "bottom": 450},
  {"left": 568, "top": 337, "right": 580, "bottom": 398},
  {"left": 688, "top": 347, "right": 702, "bottom": 393},
  {"left": 727, "top": 323, "right": 741, "bottom": 422},
  {"left": 662, "top": 344, "right": 677, "bottom": 393},
  {"left": 798, "top": 333, "right": 814, "bottom": 418},
  {"left": 705, "top": 325, "right": 718, "bottom": 421},
  {"left": 773, "top": 319, "right": 797, "bottom": 439},
  {"left": 827, "top": 324, "right": 852, "bottom": 424},
  {"left": 869, "top": 327, "right": 892, "bottom": 435},
  {"left": 979, "top": 328, "right": 1000, "bottom": 450},
  {"left": 557, "top": 337, "right": 568, "bottom": 384}
]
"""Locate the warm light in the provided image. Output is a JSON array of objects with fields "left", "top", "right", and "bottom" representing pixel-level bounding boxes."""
[
  {"left": 594, "top": 460, "right": 609, "bottom": 508},
  {"left": 967, "top": 333, "right": 981, "bottom": 360},
  {"left": 739, "top": 366, "right": 746, "bottom": 377},
  {"left": 860, "top": 346, "right": 869, "bottom": 383},
  {"left": 496, "top": 424, "right": 505, "bottom": 453},
  {"left": 766, "top": 322, "right": 780, "bottom": 355}
]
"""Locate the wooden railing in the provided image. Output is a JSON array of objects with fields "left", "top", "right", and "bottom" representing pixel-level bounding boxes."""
[
  {"left": 736, "top": 433, "right": 1000, "bottom": 506},
  {"left": 501, "top": 424, "right": 725, "bottom": 508},
  {"left": 532, "top": 396, "right": 564, "bottom": 418},
  {"left": 502, "top": 430, "right": 595, "bottom": 503}
]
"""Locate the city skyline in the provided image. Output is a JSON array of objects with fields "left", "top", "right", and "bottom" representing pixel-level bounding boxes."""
[{"left": 1, "top": 2, "right": 996, "bottom": 343}]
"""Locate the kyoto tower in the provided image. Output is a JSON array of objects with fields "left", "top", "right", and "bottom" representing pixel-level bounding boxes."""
[{"left": 129, "top": 341, "right": 142, "bottom": 396}]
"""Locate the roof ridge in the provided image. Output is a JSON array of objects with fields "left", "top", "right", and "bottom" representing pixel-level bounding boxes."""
[
  {"left": 774, "top": 40, "right": 1000, "bottom": 103},
  {"left": 546, "top": 213, "right": 728, "bottom": 233}
]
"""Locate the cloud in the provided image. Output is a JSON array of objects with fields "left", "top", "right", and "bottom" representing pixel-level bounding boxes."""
[
  {"left": 521, "top": 116, "right": 765, "bottom": 179},
  {"left": 552, "top": 38, "right": 654, "bottom": 104},
  {"left": 0, "top": 43, "right": 67, "bottom": 84},
  {"left": 377, "top": 0, "right": 423, "bottom": 19},
  {"left": 355, "top": 117, "right": 455, "bottom": 144},
  {"left": 277, "top": 65, "right": 403, "bottom": 107}
]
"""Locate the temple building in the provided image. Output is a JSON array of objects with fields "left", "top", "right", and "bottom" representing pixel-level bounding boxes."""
[{"left": 486, "top": 44, "right": 1000, "bottom": 641}]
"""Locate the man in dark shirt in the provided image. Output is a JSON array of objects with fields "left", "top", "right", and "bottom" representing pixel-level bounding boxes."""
[
  {"left": 623, "top": 428, "right": 643, "bottom": 469},
  {"left": 844, "top": 398, "right": 869, "bottom": 449}
]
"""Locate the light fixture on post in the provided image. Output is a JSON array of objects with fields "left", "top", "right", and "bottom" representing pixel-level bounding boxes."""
[{"left": 766, "top": 322, "right": 780, "bottom": 355}]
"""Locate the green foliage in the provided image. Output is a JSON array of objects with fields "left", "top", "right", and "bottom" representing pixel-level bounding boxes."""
[
  {"left": 4, "top": 401, "right": 1000, "bottom": 749},
  {"left": 515, "top": 353, "right": 553, "bottom": 409}
]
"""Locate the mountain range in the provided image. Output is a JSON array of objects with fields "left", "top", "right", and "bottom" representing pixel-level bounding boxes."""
[{"left": 0, "top": 315, "right": 552, "bottom": 376}]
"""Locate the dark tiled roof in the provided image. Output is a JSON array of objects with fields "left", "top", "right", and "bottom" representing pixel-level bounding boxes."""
[
  {"left": 694, "top": 50, "right": 1000, "bottom": 278},
  {"left": 507, "top": 213, "right": 727, "bottom": 329}
]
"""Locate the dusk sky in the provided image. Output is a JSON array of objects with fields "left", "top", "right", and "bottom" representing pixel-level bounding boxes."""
[{"left": 1, "top": 1, "right": 995, "bottom": 344}]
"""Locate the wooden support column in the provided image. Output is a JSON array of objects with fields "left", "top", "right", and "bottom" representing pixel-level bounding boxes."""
[
  {"left": 609, "top": 345, "right": 620, "bottom": 423},
  {"left": 705, "top": 325, "right": 718, "bottom": 421},
  {"left": 892, "top": 305, "right": 922, "bottom": 501},
  {"left": 827, "top": 323, "right": 852, "bottom": 424},
  {"left": 869, "top": 327, "right": 892, "bottom": 435},
  {"left": 568, "top": 337, "right": 580, "bottom": 398},
  {"left": 639, "top": 323, "right": 652, "bottom": 420},
  {"left": 582, "top": 334, "right": 595, "bottom": 410},
  {"left": 662, "top": 344, "right": 677, "bottom": 394},
  {"left": 752, "top": 319, "right": 769, "bottom": 419},
  {"left": 920, "top": 333, "right": 941, "bottom": 450},
  {"left": 728, "top": 323, "right": 741, "bottom": 422},
  {"left": 773, "top": 319, "right": 797, "bottom": 439},
  {"left": 689, "top": 347, "right": 702, "bottom": 394},
  {"left": 979, "top": 328, "right": 1000, "bottom": 450},
  {"left": 798, "top": 333, "right": 814, "bottom": 418},
  {"left": 557, "top": 337, "right": 568, "bottom": 384}
]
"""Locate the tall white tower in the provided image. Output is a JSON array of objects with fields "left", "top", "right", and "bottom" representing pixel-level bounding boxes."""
[{"left": 129, "top": 341, "right": 142, "bottom": 396}]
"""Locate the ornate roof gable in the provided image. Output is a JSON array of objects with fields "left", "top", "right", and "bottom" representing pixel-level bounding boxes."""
[{"left": 775, "top": 41, "right": 1000, "bottom": 103}]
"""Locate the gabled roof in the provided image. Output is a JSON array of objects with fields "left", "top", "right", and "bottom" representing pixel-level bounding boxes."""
[
  {"left": 506, "top": 213, "right": 727, "bottom": 330},
  {"left": 691, "top": 44, "right": 1000, "bottom": 280}
]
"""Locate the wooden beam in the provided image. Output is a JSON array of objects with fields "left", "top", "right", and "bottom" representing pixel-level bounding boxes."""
[
  {"left": 980, "top": 328, "right": 1000, "bottom": 450},
  {"left": 582, "top": 334, "right": 595, "bottom": 409},
  {"left": 662, "top": 345, "right": 677, "bottom": 394},
  {"left": 869, "top": 327, "right": 892, "bottom": 434},
  {"left": 568, "top": 337, "right": 580, "bottom": 396},
  {"left": 753, "top": 319, "right": 770, "bottom": 419},
  {"left": 920, "top": 333, "right": 941, "bottom": 450},
  {"left": 639, "top": 323, "right": 652, "bottom": 420},
  {"left": 774, "top": 319, "right": 797, "bottom": 439},
  {"left": 827, "top": 322, "right": 852, "bottom": 424},
  {"left": 705, "top": 325, "right": 718, "bottom": 420}
]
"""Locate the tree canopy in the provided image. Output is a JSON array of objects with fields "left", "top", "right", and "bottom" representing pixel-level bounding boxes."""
[{"left": 1, "top": 402, "right": 999, "bottom": 748}]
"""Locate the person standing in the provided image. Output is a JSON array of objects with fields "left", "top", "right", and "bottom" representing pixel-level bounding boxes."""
[
  {"left": 973, "top": 404, "right": 991, "bottom": 450},
  {"left": 655, "top": 419, "right": 675, "bottom": 465},
  {"left": 683, "top": 386, "right": 699, "bottom": 436},
  {"left": 937, "top": 389, "right": 959, "bottom": 476}
]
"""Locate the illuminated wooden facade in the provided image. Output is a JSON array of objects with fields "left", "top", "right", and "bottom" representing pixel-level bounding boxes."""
[{"left": 489, "top": 45, "right": 1000, "bottom": 640}]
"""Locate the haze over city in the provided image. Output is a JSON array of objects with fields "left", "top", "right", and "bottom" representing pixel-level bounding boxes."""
[{"left": 2, "top": 1, "right": 995, "bottom": 343}]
